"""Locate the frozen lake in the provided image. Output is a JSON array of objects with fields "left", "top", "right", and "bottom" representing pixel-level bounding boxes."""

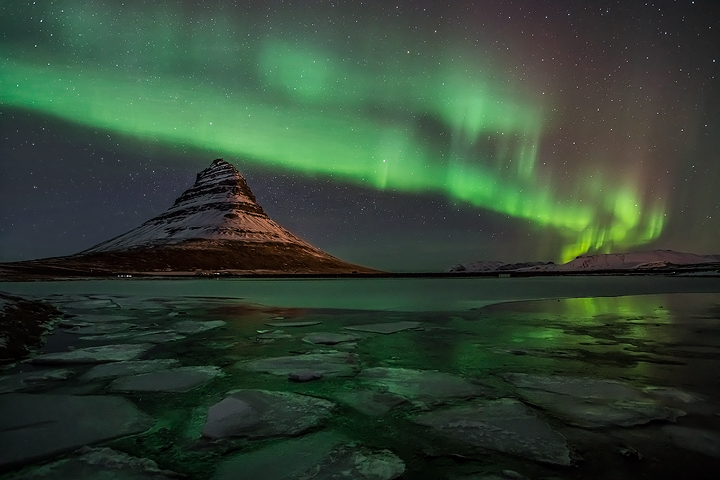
[
  {"left": 3, "top": 275, "right": 720, "bottom": 311},
  {"left": 1, "top": 276, "right": 720, "bottom": 479}
]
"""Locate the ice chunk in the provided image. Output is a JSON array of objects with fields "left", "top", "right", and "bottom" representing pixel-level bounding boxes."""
[
  {"left": 213, "top": 431, "right": 404, "bottom": 480},
  {"left": 357, "top": 367, "right": 487, "bottom": 405},
  {"left": 344, "top": 321, "right": 423, "bottom": 334},
  {"left": 241, "top": 352, "right": 359, "bottom": 378},
  {"left": 0, "top": 394, "right": 152, "bottom": 469},
  {"left": 264, "top": 321, "right": 321, "bottom": 327},
  {"left": 302, "top": 332, "right": 361, "bottom": 345},
  {"left": 503, "top": 373, "right": 685, "bottom": 428},
  {"left": 110, "top": 366, "right": 223, "bottom": 392},
  {"left": 503, "top": 373, "right": 645, "bottom": 400},
  {"left": 80, "top": 359, "right": 181, "bottom": 381},
  {"left": 9, "top": 447, "right": 182, "bottom": 479},
  {"left": 31, "top": 344, "right": 154, "bottom": 364},
  {"left": 171, "top": 320, "right": 226, "bottom": 334},
  {"left": 414, "top": 398, "right": 571, "bottom": 465},
  {"left": 202, "top": 389, "right": 335, "bottom": 439},
  {"left": 79, "top": 331, "right": 186, "bottom": 343},
  {"left": 336, "top": 389, "right": 407, "bottom": 416},
  {"left": 0, "top": 369, "right": 75, "bottom": 393},
  {"left": 63, "top": 322, "right": 138, "bottom": 335}
]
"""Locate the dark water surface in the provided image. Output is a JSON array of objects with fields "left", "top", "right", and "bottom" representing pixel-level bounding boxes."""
[
  {"left": 1, "top": 277, "right": 719, "bottom": 479},
  {"left": 3, "top": 275, "right": 720, "bottom": 310}
]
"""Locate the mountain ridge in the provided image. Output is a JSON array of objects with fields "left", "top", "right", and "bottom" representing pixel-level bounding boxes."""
[
  {"left": 448, "top": 249, "right": 720, "bottom": 274},
  {"left": 555, "top": 250, "right": 714, "bottom": 271}
]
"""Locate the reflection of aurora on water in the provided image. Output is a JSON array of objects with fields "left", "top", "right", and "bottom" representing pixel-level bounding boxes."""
[
  {"left": 449, "top": 295, "right": 674, "bottom": 375},
  {"left": 0, "top": 0, "right": 674, "bottom": 262},
  {"left": 550, "top": 296, "right": 671, "bottom": 323}
]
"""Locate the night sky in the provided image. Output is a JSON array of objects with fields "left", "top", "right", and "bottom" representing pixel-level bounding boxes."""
[{"left": 1, "top": 0, "right": 718, "bottom": 272}]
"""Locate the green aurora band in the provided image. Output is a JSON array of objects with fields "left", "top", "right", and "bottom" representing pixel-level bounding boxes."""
[{"left": 0, "top": 2, "right": 666, "bottom": 261}]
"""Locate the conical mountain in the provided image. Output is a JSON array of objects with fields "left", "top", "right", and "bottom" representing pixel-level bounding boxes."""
[
  {"left": 2, "top": 159, "right": 378, "bottom": 277},
  {"left": 86, "top": 159, "right": 324, "bottom": 253}
]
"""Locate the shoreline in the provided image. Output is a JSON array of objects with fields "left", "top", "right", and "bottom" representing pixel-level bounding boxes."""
[
  {"left": 2, "top": 276, "right": 720, "bottom": 314},
  {"left": 1, "top": 267, "right": 719, "bottom": 282}
]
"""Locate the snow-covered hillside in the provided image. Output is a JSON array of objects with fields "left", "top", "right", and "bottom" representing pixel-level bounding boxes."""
[
  {"left": 447, "top": 250, "right": 717, "bottom": 273},
  {"left": 555, "top": 250, "right": 714, "bottom": 271},
  {"left": 446, "top": 261, "right": 553, "bottom": 273},
  {"left": 84, "top": 159, "right": 315, "bottom": 253}
]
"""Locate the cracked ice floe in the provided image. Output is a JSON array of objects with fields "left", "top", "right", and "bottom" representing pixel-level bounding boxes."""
[
  {"left": 110, "top": 366, "right": 223, "bottom": 393},
  {"left": 31, "top": 344, "right": 154, "bottom": 365},
  {"left": 241, "top": 352, "right": 359, "bottom": 379},
  {"left": 213, "top": 431, "right": 404, "bottom": 480},
  {"left": 344, "top": 321, "right": 423, "bottom": 334},
  {"left": 81, "top": 359, "right": 181, "bottom": 380},
  {"left": 0, "top": 393, "right": 152, "bottom": 469},
  {"left": 202, "top": 389, "right": 335, "bottom": 440},
  {"left": 502, "top": 373, "right": 685, "bottom": 428},
  {"left": 302, "top": 332, "right": 361, "bottom": 345},
  {"left": 9, "top": 447, "right": 183, "bottom": 479},
  {"left": 414, "top": 398, "right": 571, "bottom": 465},
  {"left": 355, "top": 367, "right": 489, "bottom": 406}
]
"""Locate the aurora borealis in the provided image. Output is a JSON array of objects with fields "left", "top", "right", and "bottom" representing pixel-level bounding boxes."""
[{"left": 1, "top": 1, "right": 718, "bottom": 271}]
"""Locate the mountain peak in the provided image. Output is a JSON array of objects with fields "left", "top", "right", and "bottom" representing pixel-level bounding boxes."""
[
  {"left": 195, "top": 159, "right": 251, "bottom": 195},
  {"left": 85, "top": 159, "right": 312, "bottom": 253},
  {"left": 171, "top": 158, "right": 262, "bottom": 214},
  {"left": 85, "top": 158, "right": 294, "bottom": 253}
]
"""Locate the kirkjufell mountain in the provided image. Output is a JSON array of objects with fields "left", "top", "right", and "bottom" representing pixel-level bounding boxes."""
[
  {"left": 1, "top": 159, "right": 378, "bottom": 277},
  {"left": 85, "top": 159, "right": 316, "bottom": 253}
]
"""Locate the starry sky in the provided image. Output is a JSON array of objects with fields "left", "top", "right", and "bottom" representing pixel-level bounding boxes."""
[{"left": 1, "top": 0, "right": 718, "bottom": 272}]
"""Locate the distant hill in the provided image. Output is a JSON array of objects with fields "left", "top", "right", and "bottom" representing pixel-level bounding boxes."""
[
  {"left": 447, "top": 249, "right": 720, "bottom": 274},
  {"left": 555, "top": 250, "right": 714, "bottom": 271},
  {"left": 446, "top": 261, "right": 553, "bottom": 273}
]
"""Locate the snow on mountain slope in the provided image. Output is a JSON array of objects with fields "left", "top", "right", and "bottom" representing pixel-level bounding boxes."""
[
  {"left": 447, "top": 250, "right": 717, "bottom": 273},
  {"left": 84, "top": 159, "right": 316, "bottom": 253},
  {"left": 446, "top": 261, "right": 552, "bottom": 273},
  {"left": 446, "top": 261, "right": 506, "bottom": 273},
  {"left": 555, "top": 250, "right": 713, "bottom": 271}
]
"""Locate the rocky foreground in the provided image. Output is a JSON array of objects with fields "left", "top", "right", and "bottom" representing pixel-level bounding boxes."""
[
  {"left": 0, "top": 293, "right": 60, "bottom": 364},
  {"left": 1, "top": 292, "right": 719, "bottom": 479}
]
